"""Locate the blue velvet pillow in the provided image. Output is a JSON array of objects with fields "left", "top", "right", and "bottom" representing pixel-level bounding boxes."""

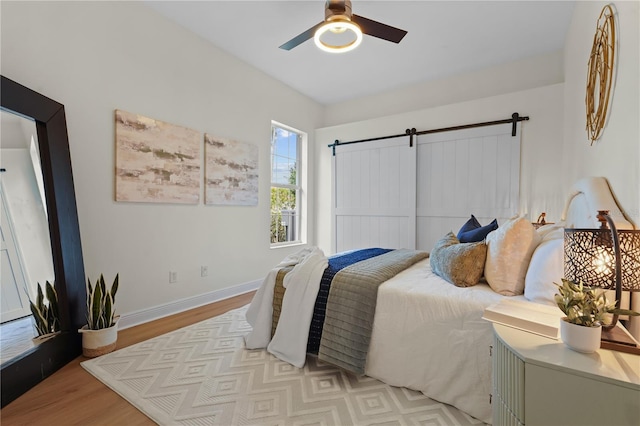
[{"left": 457, "top": 215, "right": 498, "bottom": 243}]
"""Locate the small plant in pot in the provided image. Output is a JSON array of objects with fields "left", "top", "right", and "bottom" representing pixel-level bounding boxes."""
[
  {"left": 27, "top": 281, "right": 60, "bottom": 343},
  {"left": 79, "top": 274, "right": 119, "bottom": 358},
  {"left": 554, "top": 278, "right": 639, "bottom": 353}
]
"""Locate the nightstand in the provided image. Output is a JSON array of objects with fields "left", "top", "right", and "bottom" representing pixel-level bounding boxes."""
[{"left": 491, "top": 323, "right": 640, "bottom": 426}]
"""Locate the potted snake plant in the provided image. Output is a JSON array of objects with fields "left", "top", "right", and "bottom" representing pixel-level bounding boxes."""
[
  {"left": 78, "top": 274, "right": 119, "bottom": 357},
  {"left": 28, "top": 280, "right": 61, "bottom": 344}
]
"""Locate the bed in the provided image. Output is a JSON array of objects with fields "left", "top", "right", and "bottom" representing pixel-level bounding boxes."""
[{"left": 245, "top": 177, "right": 635, "bottom": 424}]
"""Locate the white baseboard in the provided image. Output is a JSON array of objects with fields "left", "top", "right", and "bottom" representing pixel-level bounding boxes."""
[{"left": 118, "top": 279, "right": 260, "bottom": 330}]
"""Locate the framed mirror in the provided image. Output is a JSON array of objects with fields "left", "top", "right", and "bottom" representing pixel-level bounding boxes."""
[
  {"left": 1, "top": 76, "right": 86, "bottom": 407},
  {"left": 1, "top": 111, "right": 56, "bottom": 362}
]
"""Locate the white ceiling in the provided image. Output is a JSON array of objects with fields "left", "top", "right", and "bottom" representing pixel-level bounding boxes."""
[{"left": 145, "top": 1, "right": 575, "bottom": 105}]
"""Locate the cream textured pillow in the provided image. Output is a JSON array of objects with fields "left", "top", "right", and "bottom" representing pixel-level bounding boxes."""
[
  {"left": 430, "top": 232, "right": 487, "bottom": 287},
  {"left": 485, "top": 216, "right": 541, "bottom": 296}
]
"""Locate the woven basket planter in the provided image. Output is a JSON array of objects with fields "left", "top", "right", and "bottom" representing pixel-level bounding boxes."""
[{"left": 79, "top": 316, "right": 119, "bottom": 358}]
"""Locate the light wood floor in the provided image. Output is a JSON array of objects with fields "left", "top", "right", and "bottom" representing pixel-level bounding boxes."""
[{"left": 0, "top": 292, "right": 254, "bottom": 425}]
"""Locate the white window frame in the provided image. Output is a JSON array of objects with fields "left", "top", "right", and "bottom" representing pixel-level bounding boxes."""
[{"left": 270, "top": 121, "right": 306, "bottom": 248}]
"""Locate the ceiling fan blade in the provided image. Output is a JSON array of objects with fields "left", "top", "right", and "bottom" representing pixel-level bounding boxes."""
[
  {"left": 352, "top": 14, "right": 407, "bottom": 43},
  {"left": 279, "top": 21, "right": 325, "bottom": 50}
]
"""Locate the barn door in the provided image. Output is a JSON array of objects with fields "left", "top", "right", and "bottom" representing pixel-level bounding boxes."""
[
  {"left": 332, "top": 136, "right": 416, "bottom": 253},
  {"left": 415, "top": 123, "right": 520, "bottom": 251},
  {"left": 331, "top": 123, "right": 521, "bottom": 254}
]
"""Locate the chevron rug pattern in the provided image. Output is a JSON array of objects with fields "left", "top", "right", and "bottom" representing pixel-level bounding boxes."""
[{"left": 82, "top": 306, "right": 484, "bottom": 425}]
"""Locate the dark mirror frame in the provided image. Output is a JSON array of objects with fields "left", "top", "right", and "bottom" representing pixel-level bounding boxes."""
[{"left": 1, "top": 76, "right": 86, "bottom": 407}]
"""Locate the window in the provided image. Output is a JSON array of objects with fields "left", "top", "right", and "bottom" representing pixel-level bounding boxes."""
[{"left": 270, "top": 122, "right": 304, "bottom": 246}]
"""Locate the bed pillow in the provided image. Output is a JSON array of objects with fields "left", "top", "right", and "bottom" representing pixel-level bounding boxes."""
[
  {"left": 484, "top": 216, "right": 541, "bottom": 296},
  {"left": 430, "top": 232, "right": 487, "bottom": 287},
  {"left": 457, "top": 215, "right": 499, "bottom": 243},
  {"left": 524, "top": 237, "right": 564, "bottom": 306},
  {"left": 535, "top": 222, "right": 565, "bottom": 240}
]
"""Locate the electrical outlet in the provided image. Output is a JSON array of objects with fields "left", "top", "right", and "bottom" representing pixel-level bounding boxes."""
[
  {"left": 201, "top": 266, "right": 208, "bottom": 277},
  {"left": 169, "top": 271, "right": 178, "bottom": 283}
]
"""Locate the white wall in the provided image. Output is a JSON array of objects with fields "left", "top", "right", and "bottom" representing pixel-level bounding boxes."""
[
  {"left": 323, "top": 50, "right": 564, "bottom": 127},
  {"left": 315, "top": 83, "right": 565, "bottom": 254},
  {"left": 562, "top": 1, "right": 639, "bottom": 339},
  {"left": 562, "top": 1, "right": 639, "bottom": 225},
  {"left": 1, "top": 2, "right": 324, "bottom": 319}
]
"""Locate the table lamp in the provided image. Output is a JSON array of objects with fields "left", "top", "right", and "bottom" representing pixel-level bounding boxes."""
[{"left": 564, "top": 210, "right": 640, "bottom": 353}]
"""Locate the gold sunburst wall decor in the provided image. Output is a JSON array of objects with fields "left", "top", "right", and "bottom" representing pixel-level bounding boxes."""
[{"left": 585, "top": 4, "right": 617, "bottom": 145}]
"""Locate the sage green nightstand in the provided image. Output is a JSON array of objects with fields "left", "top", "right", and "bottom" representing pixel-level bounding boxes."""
[{"left": 491, "top": 323, "right": 640, "bottom": 426}]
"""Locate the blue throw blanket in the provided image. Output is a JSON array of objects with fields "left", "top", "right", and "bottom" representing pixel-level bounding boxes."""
[{"left": 306, "top": 248, "right": 392, "bottom": 353}]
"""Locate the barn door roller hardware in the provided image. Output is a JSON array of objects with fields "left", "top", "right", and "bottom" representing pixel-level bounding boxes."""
[{"left": 328, "top": 112, "right": 529, "bottom": 156}]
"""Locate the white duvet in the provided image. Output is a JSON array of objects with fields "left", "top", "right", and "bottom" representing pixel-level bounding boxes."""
[
  {"left": 248, "top": 253, "right": 519, "bottom": 424},
  {"left": 366, "top": 258, "right": 525, "bottom": 424}
]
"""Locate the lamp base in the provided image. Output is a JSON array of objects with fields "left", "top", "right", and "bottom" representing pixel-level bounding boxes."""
[{"left": 600, "top": 326, "right": 640, "bottom": 355}]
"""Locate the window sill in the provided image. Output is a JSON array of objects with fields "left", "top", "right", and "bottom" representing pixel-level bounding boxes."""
[{"left": 270, "top": 241, "right": 306, "bottom": 250}]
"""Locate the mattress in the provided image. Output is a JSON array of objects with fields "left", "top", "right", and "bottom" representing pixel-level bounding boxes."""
[{"left": 365, "top": 258, "right": 526, "bottom": 424}]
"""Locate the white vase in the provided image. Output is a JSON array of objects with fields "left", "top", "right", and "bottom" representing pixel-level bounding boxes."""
[
  {"left": 560, "top": 318, "right": 602, "bottom": 353},
  {"left": 78, "top": 316, "right": 119, "bottom": 358}
]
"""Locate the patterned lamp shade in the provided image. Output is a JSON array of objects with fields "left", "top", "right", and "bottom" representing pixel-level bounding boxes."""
[
  {"left": 564, "top": 228, "right": 640, "bottom": 292},
  {"left": 565, "top": 211, "right": 640, "bottom": 345}
]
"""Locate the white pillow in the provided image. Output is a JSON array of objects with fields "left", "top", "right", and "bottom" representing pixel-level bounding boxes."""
[
  {"left": 524, "top": 237, "right": 564, "bottom": 306},
  {"left": 535, "top": 222, "right": 565, "bottom": 240},
  {"left": 485, "top": 216, "right": 541, "bottom": 296}
]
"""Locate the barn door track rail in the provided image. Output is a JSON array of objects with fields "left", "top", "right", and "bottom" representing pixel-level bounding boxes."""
[{"left": 328, "top": 112, "right": 529, "bottom": 156}]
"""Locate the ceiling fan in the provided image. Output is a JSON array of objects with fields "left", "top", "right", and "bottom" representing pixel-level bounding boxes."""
[{"left": 279, "top": 0, "right": 408, "bottom": 53}]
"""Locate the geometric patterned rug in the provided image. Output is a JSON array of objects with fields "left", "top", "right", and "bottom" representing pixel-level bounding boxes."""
[{"left": 82, "top": 306, "right": 484, "bottom": 425}]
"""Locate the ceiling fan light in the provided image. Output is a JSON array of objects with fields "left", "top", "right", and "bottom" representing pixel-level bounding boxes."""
[{"left": 313, "top": 20, "right": 363, "bottom": 53}]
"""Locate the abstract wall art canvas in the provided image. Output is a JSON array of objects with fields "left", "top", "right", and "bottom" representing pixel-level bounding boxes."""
[
  {"left": 115, "top": 110, "right": 200, "bottom": 204},
  {"left": 204, "top": 134, "right": 258, "bottom": 206}
]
